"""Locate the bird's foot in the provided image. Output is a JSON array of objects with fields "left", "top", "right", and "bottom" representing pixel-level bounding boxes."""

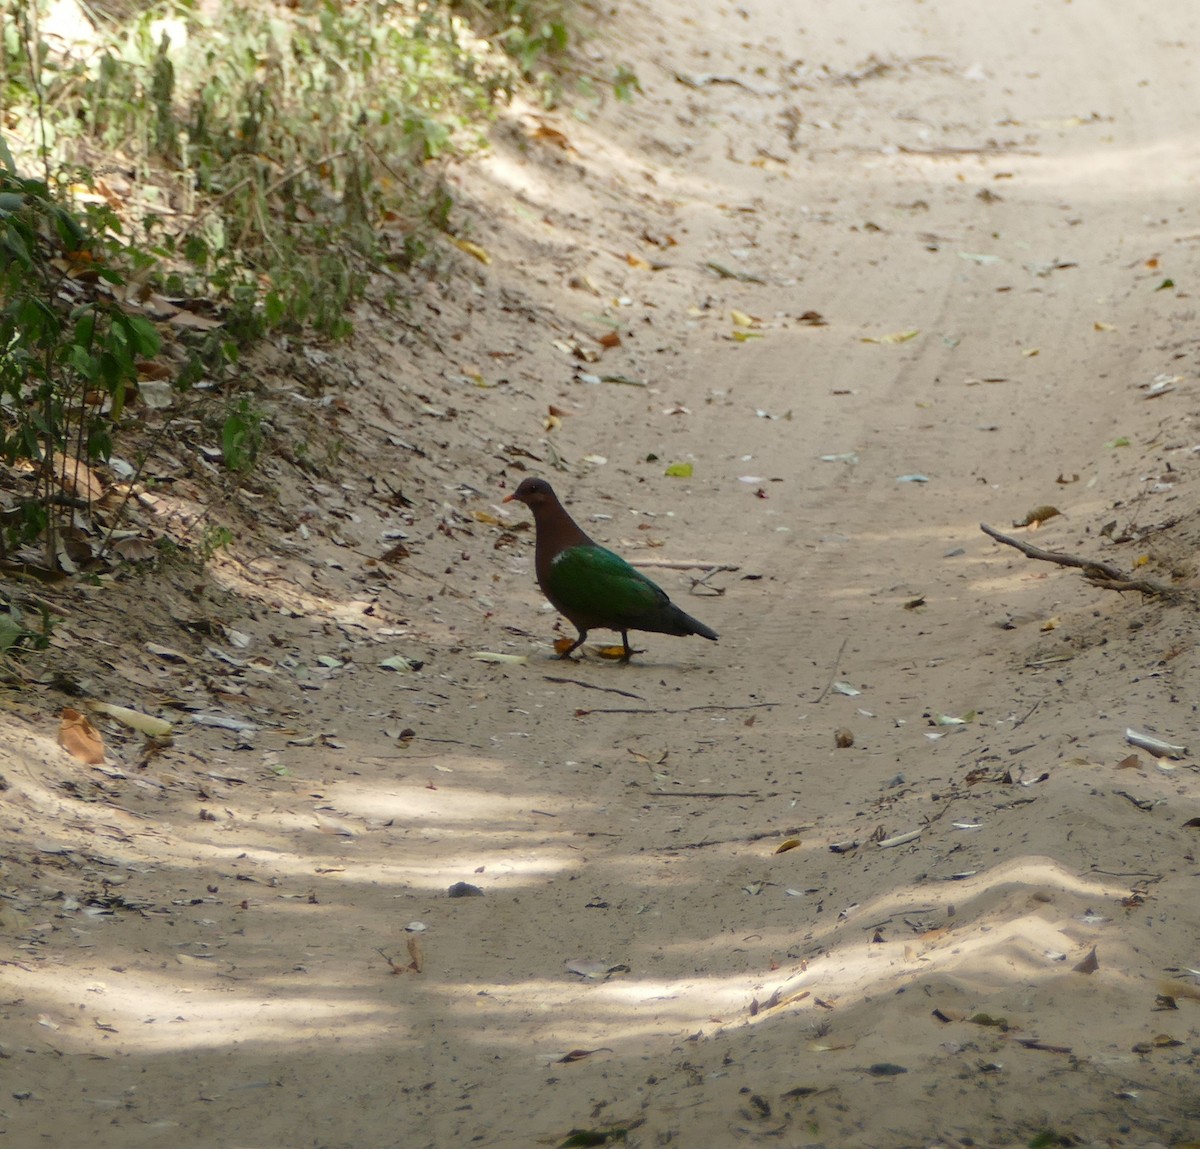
[{"left": 553, "top": 635, "right": 586, "bottom": 660}]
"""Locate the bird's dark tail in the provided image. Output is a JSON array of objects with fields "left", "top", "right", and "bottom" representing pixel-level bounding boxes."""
[{"left": 672, "top": 607, "right": 718, "bottom": 642}]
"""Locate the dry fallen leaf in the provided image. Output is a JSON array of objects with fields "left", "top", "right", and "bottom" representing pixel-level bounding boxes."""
[
  {"left": 529, "top": 121, "right": 571, "bottom": 150},
  {"left": 168, "top": 309, "right": 222, "bottom": 331},
  {"left": 565, "top": 957, "right": 629, "bottom": 980},
  {"left": 451, "top": 237, "right": 491, "bottom": 265},
  {"left": 1158, "top": 978, "right": 1200, "bottom": 1002},
  {"left": 774, "top": 838, "right": 802, "bottom": 854},
  {"left": 862, "top": 329, "right": 919, "bottom": 344},
  {"left": 1014, "top": 505, "right": 1061, "bottom": 527},
  {"left": 469, "top": 652, "right": 529, "bottom": 665},
  {"left": 53, "top": 453, "right": 105, "bottom": 502},
  {"left": 58, "top": 707, "right": 105, "bottom": 764},
  {"left": 1073, "top": 945, "right": 1099, "bottom": 975},
  {"left": 86, "top": 701, "right": 172, "bottom": 739},
  {"left": 557, "top": 1047, "right": 613, "bottom": 1063}
]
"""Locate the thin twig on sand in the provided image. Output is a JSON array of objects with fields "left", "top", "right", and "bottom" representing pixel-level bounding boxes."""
[
  {"left": 628, "top": 559, "right": 739, "bottom": 573},
  {"left": 653, "top": 825, "right": 812, "bottom": 851},
  {"left": 979, "top": 522, "right": 1186, "bottom": 600},
  {"left": 649, "top": 790, "right": 760, "bottom": 799},
  {"left": 575, "top": 702, "right": 778, "bottom": 717},
  {"left": 628, "top": 558, "right": 739, "bottom": 596},
  {"left": 543, "top": 676, "right": 645, "bottom": 701},
  {"left": 812, "top": 638, "right": 848, "bottom": 704}
]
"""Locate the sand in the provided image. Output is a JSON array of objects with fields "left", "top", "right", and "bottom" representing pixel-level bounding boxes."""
[{"left": 2, "top": 1, "right": 1199, "bottom": 1146}]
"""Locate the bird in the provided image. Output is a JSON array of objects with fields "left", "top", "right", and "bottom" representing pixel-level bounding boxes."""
[{"left": 503, "top": 477, "right": 719, "bottom": 662}]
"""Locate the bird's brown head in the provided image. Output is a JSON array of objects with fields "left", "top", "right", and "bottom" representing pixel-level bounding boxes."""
[{"left": 503, "top": 477, "right": 557, "bottom": 510}]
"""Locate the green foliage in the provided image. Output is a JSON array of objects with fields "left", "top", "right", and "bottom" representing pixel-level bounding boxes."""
[
  {"left": 612, "top": 65, "right": 642, "bottom": 102},
  {"left": 2, "top": 0, "right": 629, "bottom": 349},
  {"left": 2, "top": 0, "right": 540, "bottom": 340},
  {"left": 200, "top": 524, "right": 234, "bottom": 559},
  {"left": 0, "top": 0, "right": 620, "bottom": 571},
  {"left": 0, "top": 598, "right": 51, "bottom": 655},
  {"left": 221, "top": 396, "right": 264, "bottom": 475},
  {"left": 0, "top": 161, "right": 159, "bottom": 567}
]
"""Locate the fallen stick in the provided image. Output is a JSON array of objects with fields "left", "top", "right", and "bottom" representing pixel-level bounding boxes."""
[
  {"left": 648, "top": 826, "right": 812, "bottom": 851},
  {"left": 649, "top": 790, "right": 760, "bottom": 799},
  {"left": 628, "top": 559, "right": 739, "bottom": 572},
  {"left": 543, "top": 675, "right": 645, "bottom": 701},
  {"left": 812, "top": 638, "right": 848, "bottom": 704},
  {"left": 979, "top": 523, "right": 1184, "bottom": 600},
  {"left": 576, "top": 702, "right": 779, "bottom": 717}
]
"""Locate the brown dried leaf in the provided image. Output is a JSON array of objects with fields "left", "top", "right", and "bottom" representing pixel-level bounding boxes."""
[
  {"left": 774, "top": 838, "right": 802, "bottom": 854},
  {"left": 58, "top": 707, "right": 105, "bottom": 765},
  {"left": 168, "top": 309, "right": 223, "bottom": 331},
  {"left": 1073, "top": 945, "right": 1099, "bottom": 975},
  {"left": 529, "top": 121, "right": 571, "bottom": 150},
  {"left": 53, "top": 454, "right": 105, "bottom": 502},
  {"left": 558, "top": 1047, "right": 613, "bottom": 1063},
  {"left": 967, "top": 1013, "right": 1009, "bottom": 1030},
  {"left": 406, "top": 936, "right": 424, "bottom": 973},
  {"left": 1014, "top": 505, "right": 1061, "bottom": 528},
  {"left": 451, "top": 237, "right": 491, "bottom": 265},
  {"left": 1156, "top": 978, "right": 1200, "bottom": 1007}
]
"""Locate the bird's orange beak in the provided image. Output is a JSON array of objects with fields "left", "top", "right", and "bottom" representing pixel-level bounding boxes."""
[{"left": 502, "top": 493, "right": 516, "bottom": 503}]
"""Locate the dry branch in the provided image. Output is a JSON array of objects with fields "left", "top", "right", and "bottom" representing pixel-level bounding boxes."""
[
  {"left": 543, "top": 675, "right": 645, "bottom": 700},
  {"left": 628, "top": 559, "right": 739, "bottom": 572},
  {"left": 979, "top": 523, "right": 1185, "bottom": 601}
]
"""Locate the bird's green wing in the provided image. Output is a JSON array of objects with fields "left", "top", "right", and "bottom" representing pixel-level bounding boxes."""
[{"left": 547, "top": 544, "right": 667, "bottom": 622}]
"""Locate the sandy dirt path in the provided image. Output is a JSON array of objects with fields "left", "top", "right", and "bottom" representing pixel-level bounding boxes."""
[{"left": 3, "top": 2, "right": 1200, "bottom": 1147}]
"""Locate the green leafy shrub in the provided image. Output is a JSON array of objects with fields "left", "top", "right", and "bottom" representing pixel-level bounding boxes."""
[{"left": 0, "top": 147, "right": 159, "bottom": 568}]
